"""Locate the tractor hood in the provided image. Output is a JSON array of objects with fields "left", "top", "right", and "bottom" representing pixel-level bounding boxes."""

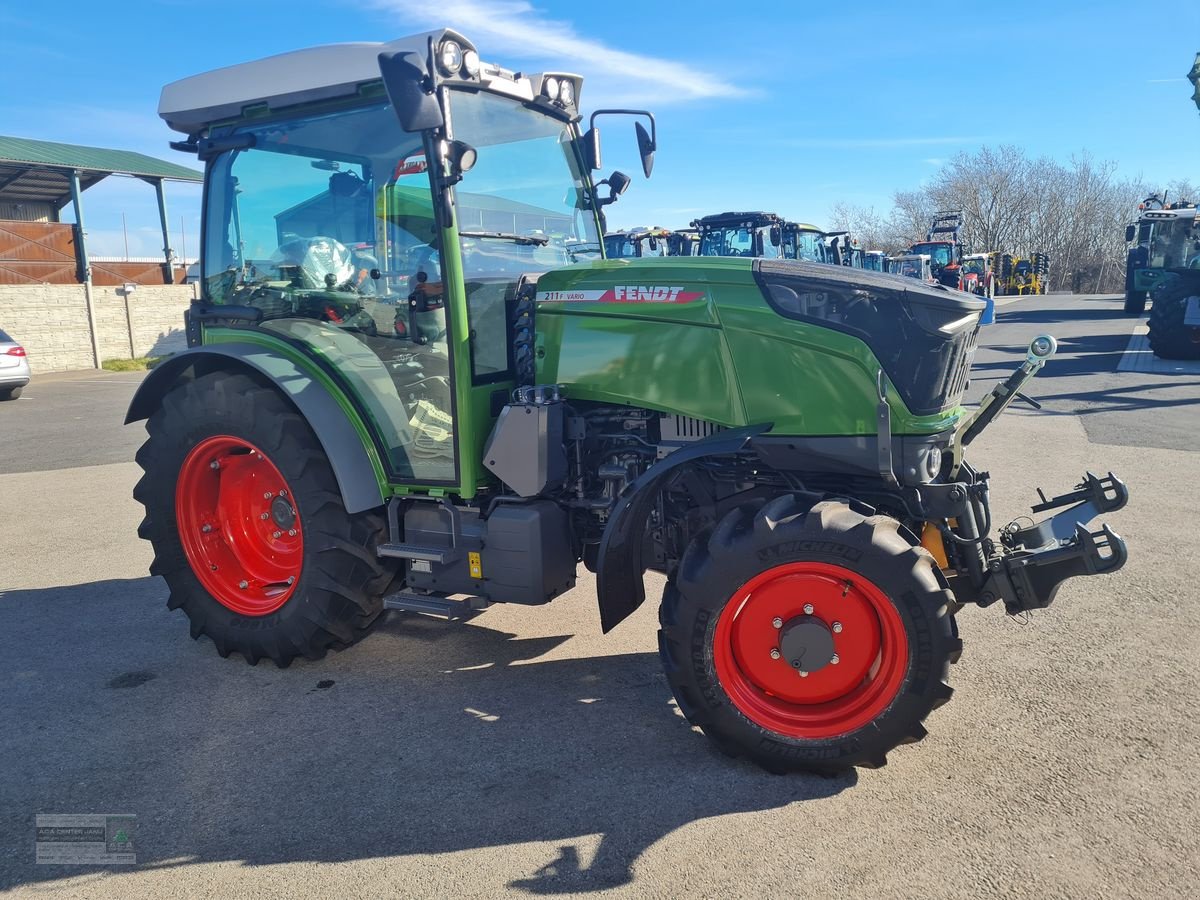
[
  {"left": 531, "top": 257, "right": 981, "bottom": 434},
  {"left": 754, "top": 259, "right": 983, "bottom": 416}
]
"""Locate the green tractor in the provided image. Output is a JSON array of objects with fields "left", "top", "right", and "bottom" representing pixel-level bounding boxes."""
[
  {"left": 1130, "top": 52, "right": 1200, "bottom": 359},
  {"left": 129, "top": 29, "right": 1129, "bottom": 775},
  {"left": 1125, "top": 201, "right": 1200, "bottom": 358}
]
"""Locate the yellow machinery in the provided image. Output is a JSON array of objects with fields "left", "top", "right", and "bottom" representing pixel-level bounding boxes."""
[{"left": 990, "top": 252, "right": 1049, "bottom": 296}]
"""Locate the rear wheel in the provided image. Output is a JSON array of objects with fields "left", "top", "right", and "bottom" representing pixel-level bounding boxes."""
[
  {"left": 1147, "top": 277, "right": 1200, "bottom": 360},
  {"left": 134, "top": 372, "right": 394, "bottom": 666},
  {"left": 0, "top": 386, "right": 21, "bottom": 401},
  {"left": 1124, "top": 290, "right": 1148, "bottom": 315},
  {"left": 659, "top": 495, "right": 960, "bottom": 774}
]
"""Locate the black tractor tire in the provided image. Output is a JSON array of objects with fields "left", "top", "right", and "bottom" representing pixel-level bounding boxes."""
[
  {"left": 0, "top": 386, "right": 22, "bottom": 401},
  {"left": 1147, "top": 277, "right": 1200, "bottom": 360},
  {"left": 658, "top": 495, "right": 961, "bottom": 775},
  {"left": 134, "top": 371, "right": 394, "bottom": 666},
  {"left": 1123, "top": 290, "right": 1148, "bottom": 315}
]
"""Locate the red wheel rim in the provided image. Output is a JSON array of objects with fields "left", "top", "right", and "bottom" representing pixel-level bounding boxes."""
[
  {"left": 175, "top": 436, "right": 303, "bottom": 616},
  {"left": 713, "top": 562, "right": 908, "bottom": 739}
]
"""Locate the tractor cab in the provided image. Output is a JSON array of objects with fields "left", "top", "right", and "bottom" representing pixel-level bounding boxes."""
[
  {"left": 888, "top": 253, "right": 933, "bottom": 282},
  {"left": 666, "top": 228, "right": 700, "bottom": 256},
  {"left": 694, "top": 211, "right": 788, "bottom": 258},
  {"left": 960, "top": 253, "right": 994, "bottom": 298},
  {"left": 156, "top": 30, "right": 653, "bottom": 493},
  {"left": 1124, "top": 203, "right": 1200, "bottom": 312},
  {"left": 826, "top": 232, "right": 864, "bottom": 267},
  {"left": 604, "top": 226, "right": 671, "bottom": 258},
  {"left": 862, "top": 250, "right": 887, "bottom": 272},
  {"left": 786, "top": 223, "right": 829, "bottom": 263}
]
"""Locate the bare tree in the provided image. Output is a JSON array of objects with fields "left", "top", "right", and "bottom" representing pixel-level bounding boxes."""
[{"left": 876, "top": 145, "right": 1171, "bottom": 292}]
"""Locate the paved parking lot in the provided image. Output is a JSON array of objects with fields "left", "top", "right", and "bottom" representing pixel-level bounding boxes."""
[{"left": 1, "top": 295, "right": 1198, "bottom": 898}]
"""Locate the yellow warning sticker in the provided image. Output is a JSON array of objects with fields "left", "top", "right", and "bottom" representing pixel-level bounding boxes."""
[{"left": 468, "top": 551, "right": 483, "bottom": 580}]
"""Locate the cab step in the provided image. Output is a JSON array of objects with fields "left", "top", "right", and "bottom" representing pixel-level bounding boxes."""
[
  {"left": 377, "top": 542, "right": 459, "bottom": 564},
  {"left": 383, "top": 590, "right": 489, "bottom": 620}
]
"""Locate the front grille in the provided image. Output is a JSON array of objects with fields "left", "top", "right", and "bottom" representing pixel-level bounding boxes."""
[{"left": 753, "top": 259, "right": 985, "bottom": 416}]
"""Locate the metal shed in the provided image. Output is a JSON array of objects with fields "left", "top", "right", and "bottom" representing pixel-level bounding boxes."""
[{"left": 0, "top": 135, "right": 202, "bottom": 286}]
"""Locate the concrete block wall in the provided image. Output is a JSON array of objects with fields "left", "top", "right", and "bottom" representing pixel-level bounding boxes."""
[{"left": 0, "top": 283, "right": 196, "bottom": 372}]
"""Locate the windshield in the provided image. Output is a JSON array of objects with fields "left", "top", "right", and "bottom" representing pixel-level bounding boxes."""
[
  {"left": 446, "top": 90, "right": 600, "bottom": 378},
  {"left": 448, "top": 90, "right": 599, "bottom": 269},
  {"left": 1148, "top": 217, "right": 1200, "bottom": 269},
  {"left": 910, "top": 242, "right": 954, "bottom": 268},
  {"left": 791, "top": 230, "right": 826, "bottom": 263},
  {"left": 963, "top": 257, "right": 987, "bottom": 275}
]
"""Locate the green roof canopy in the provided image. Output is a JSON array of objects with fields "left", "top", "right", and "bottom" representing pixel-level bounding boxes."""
[{"left": 0, "top": 134, "right": 201, "bottom": 207}]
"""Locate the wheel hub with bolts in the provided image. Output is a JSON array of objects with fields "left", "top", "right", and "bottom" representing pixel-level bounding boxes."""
[
  {"left": 175, "top": 435, "right": 304, "bottom": 616},
  {"left": 713, "top": 560, "right": 909, "bottom": 738},
  {"left": 777, "top": 615, "right": 836, "bottom": 676}
]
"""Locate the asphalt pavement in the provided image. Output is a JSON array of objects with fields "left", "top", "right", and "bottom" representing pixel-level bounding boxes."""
[{"left": 1, "top": 294, "right": 1198, "bottom": 898}]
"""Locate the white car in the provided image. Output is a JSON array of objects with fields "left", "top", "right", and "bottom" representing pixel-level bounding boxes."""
[{"left": 0, "top": 327, "right": 30, "bottom": 400}]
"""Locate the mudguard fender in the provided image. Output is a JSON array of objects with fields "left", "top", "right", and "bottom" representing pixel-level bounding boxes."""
[
  {"left": 125, "top": 343, "right": 386, "bottom": 514},
  {"left": 596, "top": 423, "right": 772, "bottom": 632}
]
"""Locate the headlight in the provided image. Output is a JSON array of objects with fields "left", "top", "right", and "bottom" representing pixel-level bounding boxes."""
[
  {"left": 924, "top": 445, "right": 943, "bottom": 479},
  {"left": 559, "top": 79, "right": 574, "bottom": 106},
  {"left": 543, "top": 76, "right": 560, "bottom": 100},
  {"left": 439, "top": 40, "right": 463, "bottom": 76},
  {"left": 462, "top": 49, "right": 480, "bottom": 77}
]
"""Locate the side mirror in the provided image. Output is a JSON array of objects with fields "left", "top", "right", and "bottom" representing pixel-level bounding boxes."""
[
  {"left": 583, "top": 127, "right": 602, "bottom": 171},
  {"left": 648, "top": 236, "right": 658, "bottom": 251},
  {"left": 770, "top": 225, "right": 782, "bottom": 247},
  {"left": 635, "top": 121, "right": 656, "bottom": 178},
  {"left": 378, "top": 51, "right": 444, "bottom": 133},
  {"left": 1124, "top": 224, "right": 1136, "bottom": 243}
]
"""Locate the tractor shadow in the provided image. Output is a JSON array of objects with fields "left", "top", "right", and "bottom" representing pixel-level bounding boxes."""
[{"left": 0, "top": 577, "right": 854, "bottom": 894}]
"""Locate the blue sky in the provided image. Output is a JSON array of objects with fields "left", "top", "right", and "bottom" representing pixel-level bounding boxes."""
[{"left": 2, "top": 0, "right": 1197, "bottom": 257}]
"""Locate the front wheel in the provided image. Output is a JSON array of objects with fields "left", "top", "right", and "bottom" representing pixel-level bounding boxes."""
[
  {"left": 1147, "top": 278, "right": 1200, "bottom": 360},
  {"left": 658, "top": 496, "right": 961, "bottom": 774},
  {"left": 134, "top": 372, "right": 394, "bottom": 666}
]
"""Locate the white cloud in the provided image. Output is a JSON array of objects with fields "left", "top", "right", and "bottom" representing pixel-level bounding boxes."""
[{"left": 373, "top": 0, "right": 745, "bottom": 104}]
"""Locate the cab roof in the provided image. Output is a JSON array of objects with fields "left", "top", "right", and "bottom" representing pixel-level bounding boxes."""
[{"left": 159, "top": 32, "right": 461, "bottom": 134}]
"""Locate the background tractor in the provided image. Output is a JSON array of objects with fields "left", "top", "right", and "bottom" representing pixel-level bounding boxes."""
[
  {"left": 1146, "top": 51, "right": 1200, "bottom": 358},
  {"left": 693, "top": 211, "right": 790, "bottom": 259},
  {"left": 128, "top": 28, "right": 1129, "bottom": 776},
  {"left": 604, "top": 226, "right": 672, "bottom": 258},
  {"left": 960, "top": 253, "right": 995, "bottom": 299},
  {"left": 908, "top": 211, "right": 965, "bottom": 289}
]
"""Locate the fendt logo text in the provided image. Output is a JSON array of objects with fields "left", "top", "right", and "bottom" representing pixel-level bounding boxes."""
[{"left": 536, "top": 285, "right": 706, "bottom": 304}]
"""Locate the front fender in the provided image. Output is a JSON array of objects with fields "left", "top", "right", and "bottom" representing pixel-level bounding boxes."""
[
  {"left": 596, "top": 423, "right": 771, "bottom": 632},
  {"left": 126, "top": 343, "right": 386, "bottom": 514}
]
